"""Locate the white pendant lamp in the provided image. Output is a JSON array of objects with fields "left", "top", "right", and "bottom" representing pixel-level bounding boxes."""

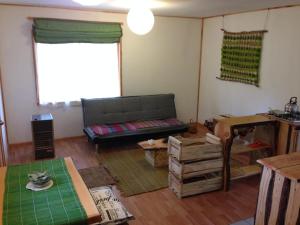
[
  {"left": 127, "top": 7, "right": 155, "bottom": 35},
  {"left": 72, "top": 0, "right": 104, "bottom": 6},
  {"left": 72, "top": 0, "right": 155, "bottom": 35}
]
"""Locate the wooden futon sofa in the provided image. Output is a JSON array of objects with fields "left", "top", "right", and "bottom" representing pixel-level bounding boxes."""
[{"left": 81, "top": 94, "right": 188, "bottom": 147}]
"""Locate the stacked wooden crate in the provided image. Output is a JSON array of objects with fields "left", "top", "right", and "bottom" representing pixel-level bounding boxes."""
[{"left": 168, "top": 136, "right": 223, "bottom": 198}]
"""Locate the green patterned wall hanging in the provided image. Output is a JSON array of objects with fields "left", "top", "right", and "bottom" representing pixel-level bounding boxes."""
[{"left": 218, "top": 29, "right": 266, "bottom": 87}]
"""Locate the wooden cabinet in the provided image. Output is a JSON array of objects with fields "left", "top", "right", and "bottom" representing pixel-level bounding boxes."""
[
  {"left": 215, "top": 115, "right": 278, "bottom": 191},
  {"left": 290, "top": 126, "right": 300, "bottom": 152},
  {"left": 31, "top": 113, "right": 55, "bottom": 159},
  {"left": 277, "top": 120, "right": 300, "bottom": 155},
  {"left": 0, "top": 70, "right": 8, "bottom": 167},
  {"left": 0, "top": 122, "right": 8, "bottom": 167}
]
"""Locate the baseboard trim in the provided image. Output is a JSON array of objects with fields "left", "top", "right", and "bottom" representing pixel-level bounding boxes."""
[
  {"left": 9, "top": 135, "right": 86, "bottom": 148},
  {"left": 56, "top": 135, "right": 86, "bottom": 141}
]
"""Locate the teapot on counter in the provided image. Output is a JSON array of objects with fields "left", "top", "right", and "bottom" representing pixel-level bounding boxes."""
[{"left": 285, "top": 97, "right": 299, "bottom": 114}]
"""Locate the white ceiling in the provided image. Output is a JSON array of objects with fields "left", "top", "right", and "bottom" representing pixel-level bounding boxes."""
[{"left": 1, "top": 0, "right": 300, "bottom": 17}]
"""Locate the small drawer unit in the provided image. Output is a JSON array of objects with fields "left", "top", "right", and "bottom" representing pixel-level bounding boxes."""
[{"left": 31, "top": 113, "right": 54, "bottom": 159}]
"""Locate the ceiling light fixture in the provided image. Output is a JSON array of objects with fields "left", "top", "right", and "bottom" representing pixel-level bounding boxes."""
[
  {"left": 72, "top": 0, "right": 155, "bottom": 35},
  {"left": 127, "top": 6, "right": 155, "bottom": 35},
  {"left": 72, "top": 0, "right": 105, "bottom": 6}
]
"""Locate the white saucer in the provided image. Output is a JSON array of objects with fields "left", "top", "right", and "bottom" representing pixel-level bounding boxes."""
[{"left": 26, "top": 180, "right": 54, "bottom": 191}]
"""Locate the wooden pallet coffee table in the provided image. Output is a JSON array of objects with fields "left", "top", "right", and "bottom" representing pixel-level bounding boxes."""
[{"left": 138, "top": 138, "right": 168, "bottom": 168}]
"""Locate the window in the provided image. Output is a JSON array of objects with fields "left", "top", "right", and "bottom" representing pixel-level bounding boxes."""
[{"left": 35, "top": 42, "right": 121, "bottom": 104}]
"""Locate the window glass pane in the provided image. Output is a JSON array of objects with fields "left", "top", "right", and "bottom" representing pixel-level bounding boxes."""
[{"left": 35, "top": 43, "right": 120, "bottom": 104}]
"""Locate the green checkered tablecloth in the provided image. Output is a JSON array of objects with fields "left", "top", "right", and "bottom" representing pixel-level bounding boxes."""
[{"left": 3, "top": 159, "right": 87, "bottom": 225}]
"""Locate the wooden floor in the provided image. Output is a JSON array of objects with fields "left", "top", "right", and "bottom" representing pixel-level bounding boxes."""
[{"left": 9, "top": 126, "right": 259, "bottom": 225}]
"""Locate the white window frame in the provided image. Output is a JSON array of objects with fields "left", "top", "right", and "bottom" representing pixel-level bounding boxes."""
[{"left": 32, "top": 38, "right": 122, "bottom": 105}]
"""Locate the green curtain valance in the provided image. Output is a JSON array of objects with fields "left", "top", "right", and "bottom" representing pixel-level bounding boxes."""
[{"left": 33, "top": 18, "right": 122, "bottom": 44}]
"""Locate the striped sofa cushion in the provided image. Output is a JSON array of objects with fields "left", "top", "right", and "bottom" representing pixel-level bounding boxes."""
[{"left": 91, "top": 118, "right": 183, "bottom": 136}]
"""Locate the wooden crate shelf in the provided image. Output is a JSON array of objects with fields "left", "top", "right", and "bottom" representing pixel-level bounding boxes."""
[
  {"left": 214, "top": 115, "right": 278, "bottom": 191},
  {"left": 231, "top": 141, "right": 271, "bottom": 155},
  {"left": 168, "top": 136, "right": 222, "bottom": 162},
  {"left": 168, "top": 136, "right": 223, "bottom": 198},
  {"left": 169, "top": 157, "right": 223, "bottom": 180},
  {"left": 169, "top": 172, "right": 222, "bottom": 198},
  {"left": 231, "top": 164, "right": 261, "bottom": 180}
]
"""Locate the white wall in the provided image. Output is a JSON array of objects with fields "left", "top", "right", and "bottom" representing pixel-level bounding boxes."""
[
  {"left": 0, "top": 5, "right": 202, "bottom": 144},
  {"left": 198, "top": 6, "right": 300, "bottom": 122}
]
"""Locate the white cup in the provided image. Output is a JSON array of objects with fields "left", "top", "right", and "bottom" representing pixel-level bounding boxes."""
[{"left": 148, "top": 139, "right": 155, "bottom": 145}]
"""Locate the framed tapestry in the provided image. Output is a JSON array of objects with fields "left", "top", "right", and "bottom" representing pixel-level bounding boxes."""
[{"left": 218, "top": 29, "right": 266, "bottom": 87}]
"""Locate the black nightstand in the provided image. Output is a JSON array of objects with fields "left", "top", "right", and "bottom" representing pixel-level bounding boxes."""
[{"left": 31, "top": 113, "right": 55, "bottom": 159}]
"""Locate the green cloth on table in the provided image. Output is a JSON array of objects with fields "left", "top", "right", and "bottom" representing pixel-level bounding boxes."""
[
  {"left": 3, "top": 159, "right": 87, "bottom": 225},
  {"left": 33, "top": 18, "right": 122, "bottom": 44}
]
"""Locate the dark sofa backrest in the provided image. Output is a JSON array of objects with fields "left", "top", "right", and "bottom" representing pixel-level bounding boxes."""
[{"left": 81, "top": 94, "right": 177, "bottom": 127}]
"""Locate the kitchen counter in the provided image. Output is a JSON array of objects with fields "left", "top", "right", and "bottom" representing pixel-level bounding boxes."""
[
  {"left": 270, "top": 116, "right": 300, "bottom": 155},
  {"left": 270, "top": 115, "right": 300, "bottom": 127},
  {"left": 215, "top": 115, "right": 278, "bottom": 191}
]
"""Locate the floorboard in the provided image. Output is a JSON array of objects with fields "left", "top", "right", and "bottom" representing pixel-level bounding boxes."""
[{"left": 8, "top": 125, "right": 259, "bottom": 225}]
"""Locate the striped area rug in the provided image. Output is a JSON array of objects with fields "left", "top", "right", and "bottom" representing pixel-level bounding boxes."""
[{"left": 230, "top": 217, "right": 254, "bottom": 225}]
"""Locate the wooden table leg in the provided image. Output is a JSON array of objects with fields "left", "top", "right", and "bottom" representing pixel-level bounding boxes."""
[
  {"left": 223, "top": 135, "right": 234, "bottom": 191},
  {"left": 272, "top": 122, "right": 279, "bottom": 156}
]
